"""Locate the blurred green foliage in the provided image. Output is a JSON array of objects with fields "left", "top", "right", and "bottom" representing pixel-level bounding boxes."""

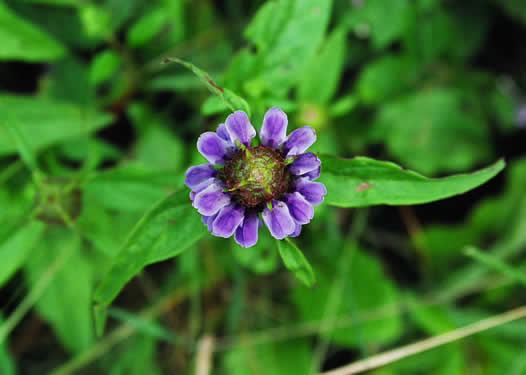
[{"left": 0, "top": 0, "right": 526, "bottom": 374}]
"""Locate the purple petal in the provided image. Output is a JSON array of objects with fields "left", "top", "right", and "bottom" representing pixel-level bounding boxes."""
[
  {"left": 290, "top": 223, "right": 302, "bottom": 237},
  {"left": 185, "top": 164, "right": 217, "bottom": 191},
  {"left": 289, "top": 152, "right": 321, "bottom": 175},
  {"left": 202, "top": 213, "right": 218, "bottom": 232},
  {"left": 262, "top": 200, "right": 296, "bottom": 240},
  {"left": 192, "top": 183, "right": 230, "bottom": 216},
  {"left": 197, "top": 132, "right": 231, "bottom": 165},
  {"left": 212, "top": 204, "right": 245, "bottom": 238},
  {"left": 217, "top": 123, "right": 238, "bottom": 155},
  {"left": 216, "top": 123, "right": 230, "bottom": 141},
  {"left": 191, "top": 177, "right": 218, "bottom": 200},
  {"left": 295, "top": 178, "right": 327, "bottom": 206},
  {"left": 283, "top": 126, "right": 316, "bottom": 157},
  {"left": 190, "top": 178, "right": 217, "bottom": 201},
  {"left": 234, "top": 211, "right": 260, "bottom": 248},
  {"left": 284, "top": 192, "right": 314, "bottom": 224},
  {"left": 225, "top": 111, "right": 256, "bottom": 146},
  {"left": 303, "top": 166, "right": 321, "bottom": 180},
  {"left": 260, "top": 107, "right": 288, "bottom": 148}
]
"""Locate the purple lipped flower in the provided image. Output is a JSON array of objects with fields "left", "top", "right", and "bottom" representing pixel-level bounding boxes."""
[{"left": 185, "top": 108, "right": 327, "bottom": 248}]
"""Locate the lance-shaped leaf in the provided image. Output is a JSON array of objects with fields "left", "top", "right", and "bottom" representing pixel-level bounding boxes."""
[
  {"left": 319, "top": 155, "right": 505, "bottom": 207},
  {"left": 0, "top": 2, "right": 66, "bottom": 61},
  {"left": 277, "top": 238, "right": 315, "bottom": 287},
  {"left": 93, "top": 190, "right": 206, "bottom": 332},
  {"left": 0, "top": 95, "right": 112, "bottom": 156}
]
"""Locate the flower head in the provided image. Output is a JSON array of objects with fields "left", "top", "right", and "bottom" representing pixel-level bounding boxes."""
[{"left": 185, "top": 108, "right": 327, "bottom": 247}]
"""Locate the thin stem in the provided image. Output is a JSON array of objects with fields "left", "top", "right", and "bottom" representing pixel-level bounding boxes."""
[
  {"left": 195, "top": 335, "right": 215, "bottom": 375},
  {"left": 320, "top": 305, "right": 526, "bottom": 375}
]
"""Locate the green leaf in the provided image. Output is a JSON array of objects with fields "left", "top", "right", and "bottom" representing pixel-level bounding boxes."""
[
  {"left": 3, "top": 115, "right": 40, "bottom": 174},
  {"left": 0, "top": 190, "right": 34, "bottom": 246},
  {"left": 241, "top": 0, "right": 333, "bottom": 96},
  {"left": 0, "top": 316, "right": 15, "bottom": 375},
  {"left": 433, "top": 196, "right": 526, "bottom": 302},
  {"left": 223, "top": 89, "right": 252, "bottom": 117},
  {"left": 419, "top": 158, "right": 526, "bottom": 274},
  {"left": 464, "top": 246, "right": 526, "bottom": 286},
  {"left": 93, "top": 190, "right": 207, "bottom": 328},
  {"left": 41, "top": 57, "right": 95, "bottom": 105},
  {"left": 277, "top": 238, "right": 315, "bottom": 287},
  {"left": 128, "top": 103, "right": 186, "bottom": 171},
  {"left": 201, "top": 95, "right": 228, "bottom": 116},
  {"left": 293, "top": 246, "right": 402, "bottom": 347},
  {"left": 84, "top": 164, "right": 182, "bottom": 212},
  {"left": 407, "top": 296, "right": 456, "bottom": 334},
  {"left": 263, "top": 0, "right": 332, "bottom": 94},
  {"left": 319, "top": 155, "right": 505, "bottom": 207},
  {"left": 0, "top": 221, "right": 45, "bottom": 286},
  {"left": 344, "top": 0, "right": 412, "bottom": 49},
  {"left": 391, "top": 298, "right": 464, "bottom": 375},
  {"left": 424, "top": 5, "right": 488, "bottom": 61},
  {"left": 244, "top": 0, "right": 291, "bottom": 52},
  {"left": 9, "top": 3, "right": 93, "bottom": 48},
  {"left": 404, "top": 6, "right": 486, "bottom": 62},
  {"left": 372, "top": 89, "right": 492, "bottom": 174},
  {"left": 18, "top": 0, "right": 80, "bottom": 5},
  {"left": 449, "top": 308, "right": 526, "bottom": 342},
  {"left": 0, "top": 2, "right": 66, "bottom": 61},
  {"left": 76, "top": 202, "right": 138, "bottom": 257},
  {"left": 232, "top": 230, "right": 279, "bottom": 274},
  {"left": 0, "top": 95, "right": 113, "bottom": 156},
  {"left": 127, "top": 7, "right": 168, "bottom": 47},
  {"left": 470, "top": 157, "right": 526, "bottom": 236},
  {"left": 79, "top": 4, "right": 112, "bottom": 38},
  {"left": 108, "top": 308, "right": 178, "bottom": 343},
  {"left": 297, "top": 28, "right": 346, "bottom": 104},
  {"left": 24, "top": 230, "right": 94, "bottom": 353},
  {"left": 163, "top": 57, "right": 251, "bottom": 116},
  {"left": 90, "top": 50, "right": 122, "bottom": 86},
  {"left": 356, "top": 54, "right": 420, "bottom": 104},
  {"left": 257, "top": 0, "right": 332, "bottom": 68},
  {"left": 104, "top": 336, "right": 162, "bottom": 375},
  {"left": 329, "top": 95, "right": 358, "bottom": 117},
  {"left": 134, "top": 127, "right": 185, "bottom": 171},
  {"left": 223, "top": 339, "right": 312, "bottom": 375}
]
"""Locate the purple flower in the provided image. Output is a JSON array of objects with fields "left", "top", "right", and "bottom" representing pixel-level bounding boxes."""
[{"left": 185, "top": 108, "right": 327, "bottom": 248}]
